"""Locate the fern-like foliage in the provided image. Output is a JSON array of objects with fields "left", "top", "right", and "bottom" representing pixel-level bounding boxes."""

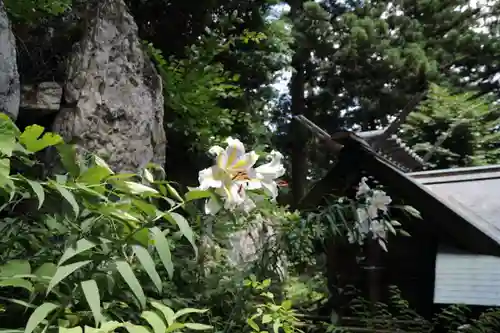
[{"left": 400, "top": 83, "right": 500, "bottom": 169}]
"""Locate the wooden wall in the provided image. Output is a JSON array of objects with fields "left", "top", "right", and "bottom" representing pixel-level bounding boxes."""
[{"left": 325, "top": 212, "right": 439, "bottom": 319}]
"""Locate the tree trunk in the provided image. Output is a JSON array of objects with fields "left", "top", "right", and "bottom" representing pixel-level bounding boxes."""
[{"left": 289, "top": 0, "right": 308, "bottom": 206}]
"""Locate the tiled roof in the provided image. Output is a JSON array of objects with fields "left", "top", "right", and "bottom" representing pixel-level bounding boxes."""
[
  {"left": 409, "top": 165, "right": 500, "bottom": 246},
  {"left": 357, "top": 130, "right": 425, "bottom": 172}
]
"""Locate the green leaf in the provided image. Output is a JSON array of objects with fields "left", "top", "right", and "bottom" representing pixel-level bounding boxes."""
[
  {"left": 78, "top": 165, "right": 112, "bottom": 185},
  {"left": 124, "top": 323, "right": 151, "bottom": 333},
  {"left": 0, "top": 158, "right": 11, "bottom": 188},
  {"left": 132, "top": 245, "right": 162, "bottom": 293},
  {"left": 56, "top": 144, "right": 80, "bottom": 177},
  {"left": 164, "top": 212, "right": 197, "bottom": 258},
  {"left": 20, "top": 125, "right": 63, "bottom": 152},
  {"left": 59, "top": 239, "right": 96, "bottom": 266},
  {"left": 107, "top": 173, "right": 137, "bottom": 181},
  {"left": 110, "top": 210, "right": 140, "bottom": 224},
  {"left": 115, "top": 260, "right": 146, "bottom": 309},
  {"left": 403, "top": 205, "right": 422, "bottom": 219},
  {"left": 51, "top": 182, "right": 79, "bottom": 216},
  {"left": 0, "top": 297, "right": 36, "bottom": 309},
  {"left": 174, "top": 308, "right": 208, "bottom": 321},
  {"left": 92, "top": 321, "right": 124, "bottom": 333},
  {"left": 165, "top": 183, "right": 183, "bottom": 202},
  {"left": 150, "top": 227, "right": 174, "bottom": 279},
  {"left": 0, "top": 260, "right": 31, "bottom": 277},
  {"left": 400, "top": 230, "right": 411, "bottom": 237},
  {"left": 34, "top": 263, "right": 57, "bottom": 282},
  {"left": 24, "top": 302, "right": 59, "bottom": 333},
  {"left": 260, "top": 292, "right": 273, "bottom": 299},
  {"left": 247, "top": 318, "right": 260, "bottom": 331},
  {"left": 81, "top": 280, "right": 102, "bottom": 327},
  {"left": 59, "top": 327, "right": 82, "bottom": 333},
  {"left": 141, "top": 311, "right": 167, "bottom": 333},
  {"left": 94, "top": 156, "right": 114, "bottom": 174},
  {"left": 390, "top": 220, "right": 401, "bottom": 227},
  {"left": 0, "top": 115, "right": 19, "bottom": 157},
  {"left": 166, "top": 323, "right": 185, "bottom": 333},
  {"left": 150, "top": 301, "right": 175, "bottom": 327},
  {"left": 378, "top": 238, "right": 388, "bottom": 252},
  {"left": 25, "top": 179, "right": 45, "bottom": 209},
  {"left": 132, "top": 199, "right": 158, "bottom": 216},
  {"left": 123, "top": 181, "right": 159, "bottom": 195},
  {"left": 143, "top": 169, "right": 154, "bottom": 183},
  {"left": 281, "top": 300, "right": 292, "bottom": 310},
  {"left": 184, "top": 323, "right": 213, "bottom": 331},
  {"left": 261, "top": 315, "right": 272, "bottom": 324},
  {"left": 0, "top": 278, "right": 33, "bottom": 291},
  {"left": 47, "top": 260, "right": 92, "bottom": 295},
  {"left": 184, "top": 189, "right": 212, "bottom": 202},
  {"left": 132, "top": 228, "right": 150, "bottom": 247}
]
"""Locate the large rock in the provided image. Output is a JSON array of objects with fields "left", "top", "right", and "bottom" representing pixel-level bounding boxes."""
[
  {"left": 0, "top": 0, "right": 20, "bottom": 120},
  {"left": 52, "top": 0, "right": 166, "bottom": 172},
  {"left": 227, "top": 215, "right": 287, "bottom": 280}
]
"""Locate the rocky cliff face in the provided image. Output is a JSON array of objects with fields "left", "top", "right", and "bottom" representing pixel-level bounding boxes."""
[
  {"left": 51, "top": 0, "right": 166, "bottom": 172},
  {"left": 0, "top": 0, "right": 19, "bottom": 120}
]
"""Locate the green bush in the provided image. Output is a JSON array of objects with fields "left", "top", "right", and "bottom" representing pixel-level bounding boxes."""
[
  {"left": 4, "top": 0, "right": 72, "bottom": 23},
  {"left": 0, "top": 114, "right": 210, "bottom": 332}
]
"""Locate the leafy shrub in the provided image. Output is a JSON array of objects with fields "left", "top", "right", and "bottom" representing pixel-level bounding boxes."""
[
  {"left": 4, "top": 0, "right": 72, "bottom": 23},
  {"left": 145, "top": 29, "right": 271, "bottom": 150},
  {"left": 0, "top": 114, "right": 211, "bottom": 331}
]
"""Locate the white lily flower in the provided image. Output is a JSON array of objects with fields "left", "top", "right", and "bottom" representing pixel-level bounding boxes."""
[
  {"left": 198, "top": 137, "right": 259, "bottom": 202},
  {"left": 356, "top": 208, "right": 370, "bottom": 237},
  {"left": 197, "top": 137, "right": 285, "bottom": 214},
  {"left": 356, "top": 207, "right": 369, "bottom": 226},
  {"left": 347, "top": 230, "right": 357, "bottom": 244},
  {"left": 205, "top": 184, "right": 257, "bottom": 215},
  {"left": 370, "top": 220, "right": 387, "bottom": 240},
  {"left": 218, "top": 137, "right": 259, "bottom": 174},
  {"left": 367, "top": 190, "right": 391, "bottom": 218},
  {"left": 254, "top": 150, "right": 286, "bottom": 201},
  {"left": 204, "top": 183, "right": 246, "bottom": 215},
  {"left": 356, "top": 177, "right": 370, "bottom": 198}
]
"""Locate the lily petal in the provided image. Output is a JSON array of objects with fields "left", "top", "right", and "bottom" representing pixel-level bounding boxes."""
[
  {"left": 216, "top": 151, "right": 228, "bottom": 170},
  {"left": 198, "top": 166, "right": 226, "bottom": 190},
  {"left": 255, "top": 150, "right": 285, "bottom": 179},
  {"left": 225, "top": 137, "right": 246, "bottom": 167},
  {"left": 261, "top": 180, "right": 279, "bottom": 201},
  {"left": 356, "top": 207, "right": 369, "bottom": 223},
  {"left": 367, "top": 204, "right": 379, "bottom": 219},
  {"left": 356, "top": 177, "right": 370, "bottom": 198},
  {"left": 244, "top": 179, "right": 263, "bottom": 191},
  {"left": 223, "top": 182, "right": 245, "bottom": 208},
  {"left": 371, "top": 190, "right": 391, "bottom": 212},
  {"left": 230, "top": 151, "right": 259, "bottom": 171}
]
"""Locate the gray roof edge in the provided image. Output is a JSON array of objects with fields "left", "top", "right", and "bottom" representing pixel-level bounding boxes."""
[
  {"left": 413, "top": 172, "right": 500, "bottom": 185},
  {"left": 443, "top": 195, "right": 500, "bottom": 246},
  {"left": 409, "top": 164, "right": 500, "bottom": 181}
]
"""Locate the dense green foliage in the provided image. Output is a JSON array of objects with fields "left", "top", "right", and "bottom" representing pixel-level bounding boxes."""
[
  {"left": 0, "top": 116, "right": 303, "bottom": 333},
  {"left": 4, "top": 0, "right": 500, "bottom": 332},
  {"left": 401, "top": 84, "right": 500, "bottom": 169},
  {"left": 4, "top": 0, "right": 71, "bottom": 22}
]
